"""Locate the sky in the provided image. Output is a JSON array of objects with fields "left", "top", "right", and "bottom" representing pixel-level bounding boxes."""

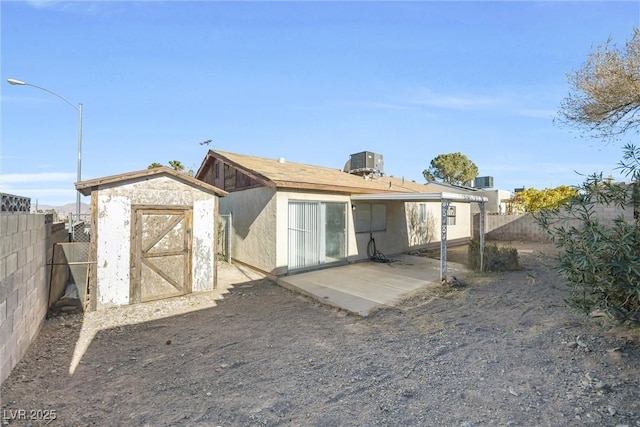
[{"left": 1, "top": 1, "right": 639, "bottom": 207}]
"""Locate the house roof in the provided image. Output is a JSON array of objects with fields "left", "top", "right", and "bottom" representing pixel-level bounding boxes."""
[
  {"left": 198, "top": 150, "right": 477, "bottom": 196},
  {"left": 76, "top": 166, "right": 228, "bottom": 197}
]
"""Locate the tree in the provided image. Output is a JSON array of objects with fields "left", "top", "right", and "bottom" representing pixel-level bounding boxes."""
[
  {"left": 535, "top": 145, "right": 640, "bottom": 324},
  {"left": 147, "top": 160, "right": 194, "bottom": 176},
  {"left": 423, "top": 152, "right": 478, "bottom": 185},
  {"left": 168, "top": 160, "right": 185, "bottom": 172},
  {"left": 536, "top": 28, "right": 640, "bottom": 324},
  {"left": 511, "top": 185, "right": 578, "bottom": 213},
  {"left": 557, "top": 28, "right": 640, "bottom": 141}
]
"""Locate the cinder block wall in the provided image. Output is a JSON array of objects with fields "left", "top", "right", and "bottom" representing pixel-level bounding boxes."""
[
  {"left": 0, "top": 213, "right": 66, "bottom": 384},
  {"left": 474, "top": 204, "right": 635, "bottom": 242}
]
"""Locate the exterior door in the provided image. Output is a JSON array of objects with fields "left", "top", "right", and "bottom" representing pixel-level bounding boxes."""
[
  {"left": 130, "top": 207, "right": 192, "bottom": 303},
  {"left": 288, "top": 201, "right": 347, "bottom": 271}
]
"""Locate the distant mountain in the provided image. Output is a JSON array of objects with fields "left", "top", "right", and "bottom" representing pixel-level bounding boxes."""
[{"left": 35, "top": 202, "right": 91, "bottom": 217}]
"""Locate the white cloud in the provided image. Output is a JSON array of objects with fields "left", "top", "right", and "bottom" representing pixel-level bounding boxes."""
[
  {"left": 411, "top": 90, "right": 506, "bottom": 110},
  {"left": 1, "top": 172, "right": 76, "bottom": 184},
  {"left": 515, "top": 108, "right": 557, "bottom": 119}
]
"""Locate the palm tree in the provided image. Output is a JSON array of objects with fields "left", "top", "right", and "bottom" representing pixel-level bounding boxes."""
[{"left": 168, "top": 160, "right": 185, "bottom": 172}]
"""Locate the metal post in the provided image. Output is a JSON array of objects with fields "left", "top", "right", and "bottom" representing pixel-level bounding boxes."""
[
  {"left": 76, "top": 103, "right": 83, "bottom": 222},
  {"left": 6, "top": 78, "right": 84, "bottom": 223},
  {"left": 479, "top": 201, "right": 486, "bottom": 272},
  {"left": 440, "top": 199, "right": 450, "bottom": 282}
]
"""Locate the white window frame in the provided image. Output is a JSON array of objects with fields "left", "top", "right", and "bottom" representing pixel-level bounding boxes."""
[
  {"left": 447, "top": 205, "right": 457, "bottom": 226},
  {"left": 418, "top": 203, "right": 427, "bottom": 222}
]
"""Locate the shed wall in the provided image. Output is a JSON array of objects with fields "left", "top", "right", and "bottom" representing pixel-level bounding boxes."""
[{"left": 93, "top": 176, "right": 218, "bottom": 309}]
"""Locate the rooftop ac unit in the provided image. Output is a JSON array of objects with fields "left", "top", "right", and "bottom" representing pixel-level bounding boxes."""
[
  {"left": 474, "top": 176, "right": 494, "bottom": 189},
  {"left": 349, "top": 151, "right": 383, "bottom": 175}
]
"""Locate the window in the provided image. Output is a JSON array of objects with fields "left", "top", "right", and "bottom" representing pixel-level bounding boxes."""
[
  {"left": 214, "top": 162, "right": 220, "bottom": 179},
  {"left": 447, "top": 206, "right": 457, "bottom": 226},
  {"left": 354, "top": 203, "right": 386, "bottom": 233},
  {"left": 418, "top": 203, "right": 427, "bottom": 222}
]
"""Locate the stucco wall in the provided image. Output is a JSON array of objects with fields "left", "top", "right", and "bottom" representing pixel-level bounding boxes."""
[
  {"left": 353, "top": 200, "right": 471, "bottom": 261},
  {"left": 192, "top": 199, "right": 216, "bottom": 292},
  {"left": 219, "top": 186, "right": 278, "bottom": 275},
  {"left": 223, "top": 188, "right": 476, "bottom": 275},
  {"left": 353, "top": 200, "right": 407, "bottom": 261},
  {"left": 95, "top": 193, "right": 131, "bottom": 308},
  {"left": 92, "top": 176, "right": 218, "bottom": 309}
]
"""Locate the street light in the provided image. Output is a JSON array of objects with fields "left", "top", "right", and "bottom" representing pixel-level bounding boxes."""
[{"left": 7, "top": 78, "right": 83, "bottom": 222}]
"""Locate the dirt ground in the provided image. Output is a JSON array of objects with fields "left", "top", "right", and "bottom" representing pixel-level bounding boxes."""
[{"left": 2, "top": 243, "right": 640, "bottom": 426}]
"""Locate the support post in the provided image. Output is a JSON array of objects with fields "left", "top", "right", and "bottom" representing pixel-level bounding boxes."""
[
  {"left": 479, "top": 201, "right": 486, "bottom": 272},
  {"left": 440, "top": 199, "right": 450, "bottom": 282}
]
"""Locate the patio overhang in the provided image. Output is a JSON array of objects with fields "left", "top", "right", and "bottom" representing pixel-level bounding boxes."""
[
  {"left": 350, "top": 192, "right": 488, "bottom": 281},
  {"left": 351, "top": 191, "right": 488, "bottom": 203}
]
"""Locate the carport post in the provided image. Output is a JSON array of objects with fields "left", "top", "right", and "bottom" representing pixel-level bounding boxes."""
[
  {"left": 479, "top": 201, "right": 485, "bottom": 272},
  {"left": 440, "top": 198, "right": 450, "bottom": 282}
]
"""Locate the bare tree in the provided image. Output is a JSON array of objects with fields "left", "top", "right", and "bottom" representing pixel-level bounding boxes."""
[{"left": 558, "top": 28, "right": 640, "bottom": 141}]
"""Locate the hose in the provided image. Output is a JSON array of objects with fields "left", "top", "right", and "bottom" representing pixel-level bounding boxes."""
[{"left": 367, "top": 233, "right": 391, "bottom": 263}]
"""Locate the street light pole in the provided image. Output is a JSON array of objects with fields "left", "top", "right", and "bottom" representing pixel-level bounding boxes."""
[{"left": 7, "top": 78, "right": 83, "bottom": 221}]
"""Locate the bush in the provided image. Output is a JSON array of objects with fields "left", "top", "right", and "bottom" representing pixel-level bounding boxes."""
[
  {"left": 468, "top": 240, "right": 519, "bottom": 272},
  {"left": 535, "top": 144, "right": 640, "bottom": 324}
]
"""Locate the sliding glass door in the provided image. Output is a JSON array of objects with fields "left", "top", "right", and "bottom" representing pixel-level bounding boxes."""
[{"left": 288, "top": 201, "right": 347, "bottom": 271}]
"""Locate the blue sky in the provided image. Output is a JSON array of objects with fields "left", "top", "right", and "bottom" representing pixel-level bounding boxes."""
[{"left": 2, "top": 1, "right": 638, "bottom": 207}]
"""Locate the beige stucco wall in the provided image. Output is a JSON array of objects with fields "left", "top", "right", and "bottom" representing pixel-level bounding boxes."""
[
  {"left": 352, "top": 200, "right": 472, "bottom": 261},
  {"left": 353, "top": 200, "right": 406, "bottom": 261},
  {"left": 219, "top": 186, "right": 278, "bottom": 275},
  {"left": 93, "top": 176, "right": 218, "bottom": 309},
  {"left": 222, "top": 187, "right": 476, "bottom": 275}
]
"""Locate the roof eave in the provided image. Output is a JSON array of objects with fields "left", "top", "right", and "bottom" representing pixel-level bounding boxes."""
[
  {"left": 75, "top": 166, "right": 228, "bottom": 197},
  {"left": 351, "top": 192, "right": 488, "bottom": 203}
]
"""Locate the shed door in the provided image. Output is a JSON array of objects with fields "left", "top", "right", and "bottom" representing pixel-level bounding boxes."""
[{"left": 131, "top": 207, "right": 192, "bottom": 303}]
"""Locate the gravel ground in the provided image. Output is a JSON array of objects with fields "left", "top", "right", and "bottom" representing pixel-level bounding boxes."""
[{"left": 2, "top": 244, "right": 639, "bottom": 426}]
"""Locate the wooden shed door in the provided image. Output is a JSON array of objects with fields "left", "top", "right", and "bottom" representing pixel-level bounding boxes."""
[{"left": 131, "top": 207, "right": 193, "bottom": 303}]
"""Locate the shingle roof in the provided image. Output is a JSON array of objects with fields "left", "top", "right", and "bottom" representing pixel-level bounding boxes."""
[{"left": 199, "top": 150, "right": 476, "bottom": 195}]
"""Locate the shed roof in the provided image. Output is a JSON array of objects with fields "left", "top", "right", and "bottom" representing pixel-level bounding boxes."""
[
  {"left": 76, "top": 166, "right": 228, "bottom": 197},
  {"left": 197, "top": 150, "right": 477, "bottom": 196}
]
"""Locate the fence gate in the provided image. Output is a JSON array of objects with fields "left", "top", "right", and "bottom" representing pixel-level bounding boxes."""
[{"left": 130, "top": 207, "right": 192, "bottom": 303}]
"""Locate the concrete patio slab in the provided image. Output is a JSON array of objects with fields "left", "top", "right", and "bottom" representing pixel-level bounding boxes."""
[{"left": 277, "top": 254, "right": 469, "bottom": 316}]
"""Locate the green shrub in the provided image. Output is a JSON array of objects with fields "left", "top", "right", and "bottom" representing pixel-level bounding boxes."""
[
  {"left": 468, "top": 240, "right": 519, "bottom": 272},
  {"left": 535, "top": 144, "right": 640, "bottom": 324}
]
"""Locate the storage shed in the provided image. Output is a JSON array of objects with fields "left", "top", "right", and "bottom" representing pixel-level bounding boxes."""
[{"left": 76, "top": 167, "right": 227, "bottom": 311}]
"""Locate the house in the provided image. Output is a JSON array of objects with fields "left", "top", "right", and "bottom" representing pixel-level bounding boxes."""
[
  {"left": 196, "top": 150, "right": 486, "bottom": 277},
  {"left": 76, "top": 167, "right": 227, "bottom": 311}
]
